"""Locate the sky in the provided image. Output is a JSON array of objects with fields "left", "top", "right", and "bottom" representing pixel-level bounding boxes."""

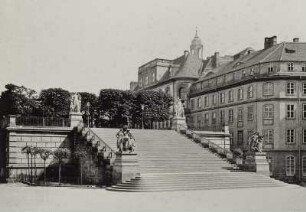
[{"left": 0, "top": 0, "right": 306, "bottom": 94}]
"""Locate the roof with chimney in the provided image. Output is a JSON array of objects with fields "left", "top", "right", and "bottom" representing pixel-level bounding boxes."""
[{"left": 197, "top": 40, "right": 306, "bottom": 81}]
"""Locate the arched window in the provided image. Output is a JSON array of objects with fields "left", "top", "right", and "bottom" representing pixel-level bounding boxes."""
[
  {"left": 178, "top": 87, "right": 187, "bottom": 100},
  {"left": 286, "top": 155, "right": 295, "bottom": 176}
]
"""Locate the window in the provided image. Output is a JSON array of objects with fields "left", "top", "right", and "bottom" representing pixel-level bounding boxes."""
[
  {"left": 242, "top": 70, "right": 246, "bottom": 78},
  {"left": 165, "top": 87, "right": 170, "bottom": 95},
  {"left": 237, "top": 131, "right": 243, "bottom": 145},
  {"left": 303, "top": 129, "right": 306, "bottom": 144},
  {"left": 145, "top": 76, "right": 149, "bottom": 85},
  {"left": 238, "top": 88, "right": 243, "bottom": 100},
  {"left": 263, "top": 104, "right": 274, "bottom": 120},
  {"left": 229, "top": 109, "right": 234, "bottom": 123},
  {"left": 197, "top": 115, "right": 201, "bottom": 128},
  {"left": 263, "top": 82, "right": 274, "bottom": 96},
  {"left": 303, "top": 83, "right": 306, "bottom": 95},
  {"left": 152, "top": 72, "right": 156, "bottom": 82},
  {"left": 204, "top": 113, "right": 209, "bottom": 124},
  {"left": 263, "top": 129, "right": 274, "bottom": 144},
  {"left": 220, "top": 110, "right": 225, "bottom": 124},
  {"left": 247, "top": 106, "right": 254, "bottom": 121},
  {"left": 250, "top": 68, "right": 255, "bottom": 76},
  {"left": 212, "top": 95, "right": 217, "bottom": 105},
  {"left": 247, "top": 86, "right": 253, "bottom": 98},
  {"left": 197, "top": 98, "right": 202, "bottom": 109},
  {"left": 303, "top": 104, "right": 306, "bottom": 119},
  {"left": 204, "top": 96, "right": 209, "bottom": 107},
  {"left": 303, "top": 157, "right": 306, "bottom": 176},
  {"left": 287, "top": 63, "right": 294, "bottom": 72},
  {"left": 232, "top": 72, "right": 235, "bottom": 81},
  {"left": 286, "top": 104, "right": 295, "bottom": 119},
  {"left": 286, "top": 82, "right": 295, "bottom": 95},
  {"left": 237, "top": 107, "right": 243, "bottom": 121},
  {"left": 190, "top": 99, "right": 195, "bottom": 110},
  {"left": 287, "top": 129, "right": 295, "bottom": 144},
  {"left": 302, "top": 63, "right": 306, "bottom": 72},
  {"left": 228, "top": 90, "right": 234, "bottom": 102},
  {"left": 286, "top": 155, "right": 295, "bottom": 176},
  {"left": 212, "top": 112, "right": 217, "bottom": 124},
  {"left": 268, "top": 63, "right": 274, "bottom": 73},
  {"left": 220, "top": 92, "right": 225, "bottom": 104}
]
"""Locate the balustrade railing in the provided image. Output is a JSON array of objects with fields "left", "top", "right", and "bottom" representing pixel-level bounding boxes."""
[
  {"left": 15, "top": 116, "right": 70, "bottom": 127},
  {"left": 178, "top": 125, "right": 241, "bottom": 164},
  {"left": 80, "top": 126, "right": 116, "bottom": 160}
]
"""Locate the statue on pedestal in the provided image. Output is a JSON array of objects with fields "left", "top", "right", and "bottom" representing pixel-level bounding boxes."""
[
  {"left": 248, "top": 132, "right": 263, "bottom": 153},
  {"left": 115, "top": 125, "right": 136, "bottom": 153},
  {"left": 174, "top": 98, "right": 185, "bottom": 118},
  {"left": 70, "top": 93, "right": 81, "bottom": 113}
]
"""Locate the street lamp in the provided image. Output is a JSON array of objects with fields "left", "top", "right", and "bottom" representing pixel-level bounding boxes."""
[
  {"left": 86, "top": 102, "right": 90, "bottom": 128},
  {"left": 141, "top": 104, "right": 145, "bottom": 129}
]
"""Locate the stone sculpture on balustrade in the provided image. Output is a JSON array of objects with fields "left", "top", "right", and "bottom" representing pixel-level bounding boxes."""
[
  {"left": 172, "top": 98, "right": 187, "bottom": 131},
  {"left": 69, "top": 93, "right": 83, "bottom": 127}
]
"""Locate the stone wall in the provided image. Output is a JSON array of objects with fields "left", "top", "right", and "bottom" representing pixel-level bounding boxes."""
[{"left": 4, "top": 126, "right": 73, "bottom": 181}]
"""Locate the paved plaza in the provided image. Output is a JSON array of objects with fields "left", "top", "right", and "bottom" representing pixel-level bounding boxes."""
[{"left": 0, "top": 183, "right": 305, "bottom": 212}]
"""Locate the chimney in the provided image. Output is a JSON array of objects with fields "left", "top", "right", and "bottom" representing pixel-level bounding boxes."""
[
  {"left": 214, "top": 52, "right": 220, "bottom": 68},
  {"left": 264, "top": 36, "right": 277, "bottom": 49},
  {"left": 184, "top": 50, "right": 189, "bottom": 57},
  {"left": 293, "top": 38, "right": 299, "bottom": 43}
]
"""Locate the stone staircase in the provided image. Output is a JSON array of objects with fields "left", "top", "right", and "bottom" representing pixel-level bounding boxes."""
[{"left": 90, "top": 128, "right": 286, "bottom": 191}]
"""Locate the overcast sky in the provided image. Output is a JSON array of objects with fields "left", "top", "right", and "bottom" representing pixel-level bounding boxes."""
[{"left": 1, "top": 0, "right": 306, "bottom": 94}]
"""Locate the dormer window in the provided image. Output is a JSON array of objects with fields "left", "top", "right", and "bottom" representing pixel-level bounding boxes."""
[
  {"left": 242, "top": 70, "right": 246, "bottom": 78},
  {"left": 250, "top": 68, "right": 255, "bottom": 75},
  {"left": 302, "top": 63, "right": 306, "bottom": 72},
  {"left": 268, "top": 63, "right": 274, "bottom": 73},
  {"left": 288, "top": 63, "right": 294, "bottom": 72}
]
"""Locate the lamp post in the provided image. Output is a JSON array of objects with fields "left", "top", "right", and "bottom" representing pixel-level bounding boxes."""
[
  {"left": 86, "top": 102, "right": 90, "bottom": 128},
  {"left": 141, "top": 104, "right": 145, "bottom": 129}
]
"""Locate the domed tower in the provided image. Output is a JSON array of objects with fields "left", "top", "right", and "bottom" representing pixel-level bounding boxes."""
[{"left": 190, "top": 29, "right": 203, "bottom": 59}]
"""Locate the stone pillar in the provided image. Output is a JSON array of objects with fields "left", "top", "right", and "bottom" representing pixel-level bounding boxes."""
[
  {"left": 171, "top": 117, "right": 187, "bottom": 131},
  {"left": 8, "top": 115, "right": 16, "bottom": 127},
  {"left": 69, "top": 112, "right": 83, "bottom": 127},
  {"left": 112, "top": 153, "right": 140, "bottom": 185}
]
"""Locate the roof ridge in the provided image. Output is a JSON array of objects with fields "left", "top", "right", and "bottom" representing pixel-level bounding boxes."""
[{"left": 260, "top": 42, "right": 284, "bottom": 63}]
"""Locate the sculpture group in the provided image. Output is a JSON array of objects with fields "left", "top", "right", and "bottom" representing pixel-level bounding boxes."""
[{"left": 248, "top": 132, "right": 263, "bottom": 153}]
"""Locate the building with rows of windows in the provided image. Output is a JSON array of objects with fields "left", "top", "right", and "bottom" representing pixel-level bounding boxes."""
[{"left": 188, "top": 36, "right": 306, "bottom": 182}]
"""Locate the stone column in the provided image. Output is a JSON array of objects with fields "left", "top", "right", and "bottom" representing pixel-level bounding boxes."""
[{"left": 112, "top": 153, "right": 140, "bottom": 185}]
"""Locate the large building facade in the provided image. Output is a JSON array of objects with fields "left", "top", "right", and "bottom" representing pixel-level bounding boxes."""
[
  {"left": 188, "top": 36, "right": 306, "bottom": 182},
  {"left": 131, "top": 34, "right": 306, "bottom": 182}
]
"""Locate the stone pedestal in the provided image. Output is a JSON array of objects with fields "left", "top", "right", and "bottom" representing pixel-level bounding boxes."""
[
  {"left": 69, "top": 112, "right": 83, "bottom": 127},
  {"left": 171, "top": 116, "right": 187, "bottom": 131},
  {"left": 244, "top": 152, "right": 270, "bottom": 176},
  {"left": 8, "top": 115, "right": 16, "bottom": 127},
  {"left": 254, "top": 152, "right": 270, "bottom": 176},
  {"left": 112, "top": 153, "right": 140, "bottom": 185}
]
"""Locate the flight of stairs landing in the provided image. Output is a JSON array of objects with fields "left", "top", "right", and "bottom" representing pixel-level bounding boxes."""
[{"left": 91, "top": 128, "right": 286, "bottom": 192}]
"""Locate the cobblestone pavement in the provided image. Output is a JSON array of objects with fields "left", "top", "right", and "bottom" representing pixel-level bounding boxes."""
[{"left": 0, "top": 183, "right": 305, "bottom": 212}]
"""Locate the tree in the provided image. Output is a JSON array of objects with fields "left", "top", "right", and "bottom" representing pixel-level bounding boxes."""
[
  {"left": 73, "top": 145, "right": 87, "bottom": 185},
  {"left": 38, "top": 148, "right": 52, "bottom": 185},
  {"left": 30, "top": 147, "right": 40, "bottom": 183},
  {"left": 0, "top": 84, "right": 39, "bottom": 116},
  {"left": 132, "top": 90, "right": 172, "bottom": 128},
  {"left": 97, "top": 89, "right": 135, "bottom": 127},
  {"left": 21, "top": 145, "right": 32, "bottom": 182},
  {"left": 79, "top": 92, "right": 97, "bottom": 127},
  {"left": 53, "top": 148, "right": 70, "bottom": 184},
  {"left": 39, "top": 88, "right": 71, "bottom": 117}
]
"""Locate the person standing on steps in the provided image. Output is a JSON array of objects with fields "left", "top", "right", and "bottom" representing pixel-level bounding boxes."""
[{"left": 116, "top": 125, "right": 136, "bottom": 153}]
